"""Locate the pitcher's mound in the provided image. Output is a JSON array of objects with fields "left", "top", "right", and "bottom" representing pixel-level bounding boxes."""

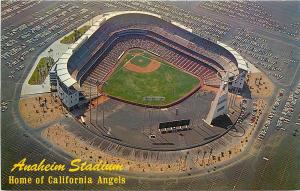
[{"left": 125, "top": 60, "right": 160, "bottom": 73}]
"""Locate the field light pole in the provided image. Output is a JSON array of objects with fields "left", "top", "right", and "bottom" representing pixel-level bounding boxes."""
[
  {"left": 96, "top": 91, "right": 99, "bottom": 125},
  {"left": 101, "top": 81, "right": 108, "bottom": 129},
  {"left": 102, "top": 107, "right": 105, "bottom": 128},
  {"left": 143, "top": 107, "right": 146, "bottom": 134},
  {"left": 149, "top": 108, "right": 151, "bottom": 135}
]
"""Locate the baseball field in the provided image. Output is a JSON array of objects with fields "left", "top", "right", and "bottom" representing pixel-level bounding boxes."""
[{"left": 102, "top": 48, "right": 200, "bottom": 107}]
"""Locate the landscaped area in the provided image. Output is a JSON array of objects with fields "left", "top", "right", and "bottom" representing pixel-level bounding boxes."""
[
  {"left": 28, "top": 57, "right": 54, "bottom": 85},
  {"left": 60, "top": 25, "right": 91, "bottom": 44}
]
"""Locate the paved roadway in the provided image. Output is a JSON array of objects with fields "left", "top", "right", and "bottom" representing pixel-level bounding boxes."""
[{"left": 1, "top": 1, "right": 300, "bottom": 190}]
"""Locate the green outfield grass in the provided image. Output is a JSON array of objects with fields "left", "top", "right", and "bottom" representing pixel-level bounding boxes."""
[{"left": 102, "top": 48, "right": 200, "bottom": 106}]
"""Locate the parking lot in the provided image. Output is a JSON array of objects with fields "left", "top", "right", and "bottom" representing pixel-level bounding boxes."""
[{"left": 1, "top": 2, "right": 98, "bottom": 81}]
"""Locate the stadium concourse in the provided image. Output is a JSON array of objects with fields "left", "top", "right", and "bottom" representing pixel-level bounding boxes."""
[{"left": 47, "top": 11, "right": 254, "bottom": 164}]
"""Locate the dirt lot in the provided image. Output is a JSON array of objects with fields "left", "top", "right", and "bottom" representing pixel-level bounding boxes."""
[
  {"left": 246, "top": 72, "right": 274, "bottom": 98},
  {"left": 19, "top": 93, "right": 64, "bottom": 128},
  {"left": 43, "top": 124, "right": 191, "bottom": 173}
]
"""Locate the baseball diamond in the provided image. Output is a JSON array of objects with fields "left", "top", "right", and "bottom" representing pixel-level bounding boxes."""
[{"left": 102, "top": 48, "right": 201, "bottom": 107}]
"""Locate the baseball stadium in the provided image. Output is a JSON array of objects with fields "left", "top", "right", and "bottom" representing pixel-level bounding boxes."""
[
  {"left": 4, "top": 2, "right": 300, "bottom": 189},
  {"left": 55, "top": 11, "right": 249, "bottom": 151}
]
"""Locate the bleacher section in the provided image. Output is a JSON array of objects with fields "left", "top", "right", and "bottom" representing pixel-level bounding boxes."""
[
  {"left": 80, "top": 33, "right": 222, "bottom": 97},
  {"left": 66, "top": 13, "right": 241, "bottom": 97}
]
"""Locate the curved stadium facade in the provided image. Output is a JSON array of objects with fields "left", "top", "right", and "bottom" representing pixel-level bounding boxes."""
[{"left": 54, "top": 11, "right": 249, "bottom": 110}]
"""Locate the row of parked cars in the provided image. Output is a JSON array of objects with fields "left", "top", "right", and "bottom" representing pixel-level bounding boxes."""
[
  {"left": 106, "top": 1, "right": 231, "bottom": 41},
  {"left": 258, "top": 89, "right": 285, "bottom": 140},
  {"left": 260, "top": 82, "right": 300, "bottom": 141},
  {"left": 1, "top": 101, "right": 8, "bottom": 112},
  {"left": 2, "top": 3, "right": 95, "bottom": 80},
  {"left": 1, "top": 1, "right": 40, "bottom": 22},
  {"left": 278, "top": 83, "right": 300, "bottom": 126}
]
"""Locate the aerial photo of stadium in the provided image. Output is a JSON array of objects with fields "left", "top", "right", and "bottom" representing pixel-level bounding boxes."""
[{"left": 1, "top": 1, "right": 300, "bottom": 190}]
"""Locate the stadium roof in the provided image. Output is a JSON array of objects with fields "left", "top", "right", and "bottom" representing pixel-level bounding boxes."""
[
  {"left": 217, "top": 41, "right": 249, "bottom": 71},
  {"left": 57, "top": 11, "right": 248, "bottom": 90},
  {"left": 56, "top": 54, "right": 76, "bottom": 87},
  {"left": 171, "top": 21, "right": 192, "bottom": 33},
  {"left": 56, "top": 63, "right": 67, "bottom": 71}
]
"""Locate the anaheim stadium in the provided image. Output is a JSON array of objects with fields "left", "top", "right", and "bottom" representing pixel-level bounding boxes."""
[
  {"left": 53, "top": 11, "right": 250, "bottom": 151},
  {"left": 3, "top": 2, "right": 300, "bottom": 190}
]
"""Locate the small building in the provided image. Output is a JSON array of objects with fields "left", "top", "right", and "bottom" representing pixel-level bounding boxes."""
[{"left": 57, "top": 80, "right": 79, "bottom": 110}]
